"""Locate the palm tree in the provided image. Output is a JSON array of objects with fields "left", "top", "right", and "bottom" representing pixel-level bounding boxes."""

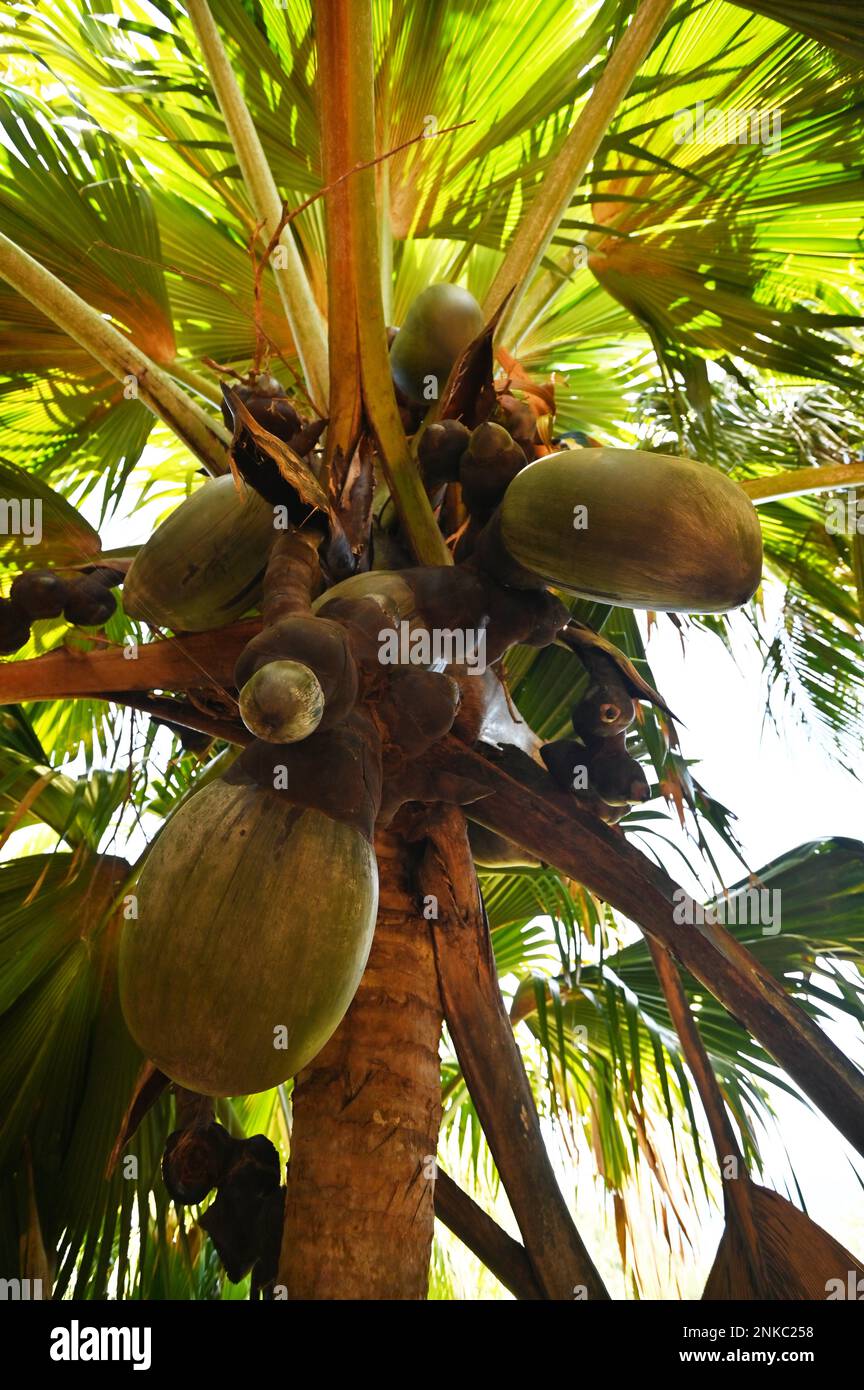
[{"left": 0, "top": 0, "right": 863, "bottom": 1300}]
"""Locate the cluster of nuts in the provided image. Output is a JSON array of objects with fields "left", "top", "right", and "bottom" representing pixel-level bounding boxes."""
[
  {"left": 162, "top": 1120, "right": 283, "bottom": 1298},
  {"left": 540, "top": 649, "right": 650, "bottom": 822},
  {"left": 221, "top": 373, "right": 327, "bottom": 509},
  {"left": 0, "top": 566, "right": 123, "bottom": 655},
  {"left": 418, "top": 415, "right": 531, "bottom": 525}
]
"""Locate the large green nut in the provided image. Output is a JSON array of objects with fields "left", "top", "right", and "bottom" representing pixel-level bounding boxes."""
[
  {"left": 124, "top": 475, "right": 275, "bottom": 632},
  {"left": 499, "top": 448, "right": 763, "bottom": 613},
  {"left": 119, "top": 779, "right": 378, "bottom": 1096},
  {"left": 390, "top": 283, "right": 485, "bottom": 405}
]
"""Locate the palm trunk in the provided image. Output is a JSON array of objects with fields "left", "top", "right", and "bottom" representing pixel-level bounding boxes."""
[{"left": 278, "top": 831, "right": 443, "bottom": 1298}]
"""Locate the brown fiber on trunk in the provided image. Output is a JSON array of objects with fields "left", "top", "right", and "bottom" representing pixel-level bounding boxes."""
[{"left": 278, "top": 830, "right": 443, "bottom": 1298}]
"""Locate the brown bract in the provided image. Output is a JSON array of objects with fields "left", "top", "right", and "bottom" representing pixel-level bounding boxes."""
[{"left": 225, "top": 711, "right": 383, "bottom": 842}]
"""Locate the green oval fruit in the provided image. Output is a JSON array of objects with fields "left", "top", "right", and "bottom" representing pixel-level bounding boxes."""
[
  {"left": 238, "top": 659, "right": 325, "bottom": 743},
  {"left": 499, "top": 449, "right": 763, "bottom": 612},
  {"left": 119, "top": 779, "right": 378, "bottom": 1096},
  {"left": 390, "top": 283, "right": 485, "bottom": 404},
  {"left": 123, "top": 475, "right": 275, "bottom": 631}
]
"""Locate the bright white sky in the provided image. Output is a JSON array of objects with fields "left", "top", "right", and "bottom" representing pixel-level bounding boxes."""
[
  {"left": 643, "top": 602, "right": 863, "bottom": 894},
  {"left": 635, "top": 594, "right": 864, "bottom": 1273}
]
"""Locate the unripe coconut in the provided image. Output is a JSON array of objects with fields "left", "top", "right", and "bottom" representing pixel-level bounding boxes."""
[
  {"left": 119, "top": 778, "right": 379, "bottom": 1096},
  {"left": 498, "top": 448, "right": 763, "bottom": 612},
  {"left": 223, "top": 379, "right": 302, "bottom": 445},
  {"left": 10, "top": 568, "right": 69, "bottom": 619},
  {"left": 583, "top": 734, "right": 650, "bottom": 805},
  {"left": 123, "top": 475, "right": 275, "bottom": 632},
  {"left": 390, "top": 283, "right": 485, "bottom": 404},
  {"left": 63, "top": 576, "right": 117, "bottom": 626},
  {"left": 459, "top": 421, "right": 528, "bottom": 514},
  {"left": 418, "top": 419, "right": 471, "bottom": 489},
  {"left": 238, "top": 659, "right": 325, "bottom": 743},
  {"left": 0, "top": 598, "right": 31, "bottom": 654}
]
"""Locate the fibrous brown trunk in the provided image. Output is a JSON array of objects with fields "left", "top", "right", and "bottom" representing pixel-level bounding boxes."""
[{"left": 278, "top": 830, "right": 443, "bottom": 1298}]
